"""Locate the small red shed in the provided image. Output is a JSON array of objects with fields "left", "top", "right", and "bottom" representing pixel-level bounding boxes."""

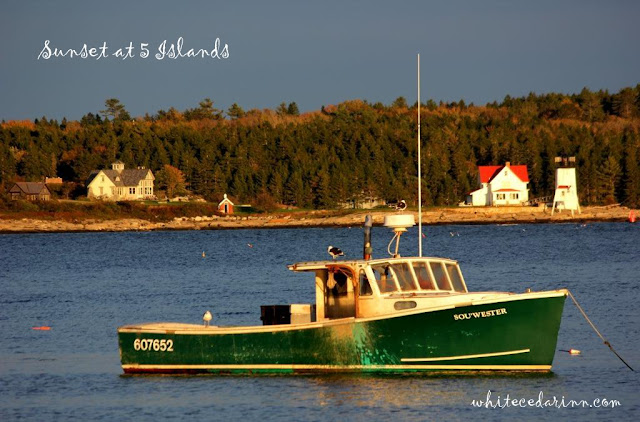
[{"left": 218, "top": 193, "right": 234, "bottom": 214}]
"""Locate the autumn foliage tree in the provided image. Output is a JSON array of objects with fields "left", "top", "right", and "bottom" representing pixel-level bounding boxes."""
[{"left": 155, "top": 164, "right": 187, "bottom": 199}]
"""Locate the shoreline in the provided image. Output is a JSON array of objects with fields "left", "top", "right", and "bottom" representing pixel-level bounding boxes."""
[{"left": 0, "top": 205, "right": 636, "bottom": 234}]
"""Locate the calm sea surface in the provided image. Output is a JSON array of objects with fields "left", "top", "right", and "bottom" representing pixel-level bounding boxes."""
[{"left": 1, "top": 222, "right": 639, "bottom": 421}]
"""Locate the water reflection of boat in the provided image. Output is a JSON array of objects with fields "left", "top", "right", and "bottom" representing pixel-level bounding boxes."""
[{"left": 118, "top": 214, "right": 566, "bottom": 374}]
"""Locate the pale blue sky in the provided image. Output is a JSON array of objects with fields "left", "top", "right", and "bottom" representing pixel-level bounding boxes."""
[{"left": 1, "top": 0, "right": 638, "bottom": 120}]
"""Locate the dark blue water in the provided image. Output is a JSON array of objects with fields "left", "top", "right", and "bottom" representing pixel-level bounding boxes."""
[{"left": 1, "top": 223, "right": 639, "bottom": 421}]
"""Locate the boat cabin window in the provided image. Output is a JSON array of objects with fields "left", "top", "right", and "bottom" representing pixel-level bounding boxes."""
[
  {"left": 327, "top": 269, "right": 349, "bottom": 297},
  {"left": 391, "top": 263, "right": 418, "bottom": 291},
  {"left": 359, "top": 270, "right": 373, "bottom": 296},
  {"left": 371, "top": 265, "right": 397, "bottom": 293},
  {"left": 446, "top": 263, "right": 466, "bottom": 292},
  {"left": 413, "top": 262, "right": 436, "bottom": 290},
  {"left": 430, "top": 261, "right": 452, "bottom": 291}
]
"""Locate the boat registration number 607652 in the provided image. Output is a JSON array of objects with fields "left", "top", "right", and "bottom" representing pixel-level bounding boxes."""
[{"left": 133, "top": 338, "right": 174, "bottom": 352}]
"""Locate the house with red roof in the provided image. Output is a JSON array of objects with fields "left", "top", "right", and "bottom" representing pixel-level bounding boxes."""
[{"left": 466, "top": 162, "right": 529, "bottom": 206}]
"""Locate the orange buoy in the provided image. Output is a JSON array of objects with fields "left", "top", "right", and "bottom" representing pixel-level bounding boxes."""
[
  {"left": 31, "top": 326, "right": 51, "bottom": 330},
  {"left": 630, "top": 210, "right": 636, "bottom": 223}
]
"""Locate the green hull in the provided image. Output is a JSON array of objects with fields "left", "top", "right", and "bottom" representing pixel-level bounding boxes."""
[{"left": 118, "top": 292, "right": 566, "bottom": 374}]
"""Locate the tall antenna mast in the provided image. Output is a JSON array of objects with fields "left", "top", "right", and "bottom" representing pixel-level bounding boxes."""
[{"left": 417, "top": 54, "right": 422, "bottom": 257}]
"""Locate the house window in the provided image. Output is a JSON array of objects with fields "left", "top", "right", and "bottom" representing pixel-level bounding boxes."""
[
  {"left": 496, "top": 193, "right": 506, "bottom": 200},
  {"left": 129, "top": 187, "right": 136, "bottom": 194},
  {"left": 510, "top": 193, "right": 519, "bottom": 200}
]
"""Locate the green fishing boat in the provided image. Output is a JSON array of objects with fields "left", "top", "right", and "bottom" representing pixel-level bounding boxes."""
[
  {"left": 118, "top": 59, "right": 567, "bottom": 374},
  {"left": 118, "top": 214, "right": 567, "bottom": 374}
]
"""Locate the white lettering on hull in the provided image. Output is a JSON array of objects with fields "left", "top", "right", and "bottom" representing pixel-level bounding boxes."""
[{"left": 453, "top": 308, "right": 507, "bottom": 321}]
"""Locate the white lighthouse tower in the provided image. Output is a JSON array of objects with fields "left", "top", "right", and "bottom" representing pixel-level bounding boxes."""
[{"left": 551, "top": 167, "right": 581, "bottom": 215}]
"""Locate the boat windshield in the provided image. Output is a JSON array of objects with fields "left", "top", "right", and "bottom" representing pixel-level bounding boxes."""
[
  {"left": 391, "top": 263, "right": 418, "bottom": 291},
  {"left": 430, "top": 261, "right": 451, "bottom": 290},
  {"left": 413, "top": 262, "right": 436, "bottom": 290},
  {"left": 371, "top": 264, "right": 397, "bottom": 293},
  {"left": 368, "top": 259, "right": 466, "bottom": 294},
  {"left": 446, "top": 263, "right": 466, "bottom": 292}
]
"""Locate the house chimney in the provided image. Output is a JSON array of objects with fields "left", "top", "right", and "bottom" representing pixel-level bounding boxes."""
[{"left": 505, "top": 161, "right": 511, "bottom": 167}]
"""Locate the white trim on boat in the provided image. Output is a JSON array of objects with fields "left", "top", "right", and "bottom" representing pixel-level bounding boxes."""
[
  {"left": 401, "top": 348, "right": 531, "bottom": 362},
  {"left": 122, "top": 363, "right": 551, "bottom": 371}
]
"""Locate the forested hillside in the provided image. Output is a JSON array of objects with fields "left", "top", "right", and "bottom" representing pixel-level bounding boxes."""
[{"left": 1, "top": 86, "right": 639, "bottom": 208}]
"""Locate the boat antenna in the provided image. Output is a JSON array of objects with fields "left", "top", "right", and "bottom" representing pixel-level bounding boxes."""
[{"left": 417, "top": 53, "right": 422, "bottom": 257}]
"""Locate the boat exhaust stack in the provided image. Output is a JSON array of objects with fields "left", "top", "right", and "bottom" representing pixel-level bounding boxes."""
[{"left": 363, "top": 215, "right": 373, "bottom": 260}]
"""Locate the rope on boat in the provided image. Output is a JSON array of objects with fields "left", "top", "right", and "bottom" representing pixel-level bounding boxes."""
[{"left": 567, "top": 290, "right": 634, "bottom": 371}]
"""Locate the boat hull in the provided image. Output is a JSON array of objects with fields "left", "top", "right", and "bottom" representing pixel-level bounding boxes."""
[{"left": 118, "top": 291, "right": 566, "bottom": 374}]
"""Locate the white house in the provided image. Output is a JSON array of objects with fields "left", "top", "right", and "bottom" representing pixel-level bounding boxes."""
[
  {"left": 551, "top": 168, "right": 581, "bottom": 215},
  {"left": 86, "top": 160, "right": 155, "bottom": 200},
  {"left": 338, "top": 191, "right": 386, "bottom": 210},
  {"left": 466, "top": 162, "right": 529, "bottom": 206}
]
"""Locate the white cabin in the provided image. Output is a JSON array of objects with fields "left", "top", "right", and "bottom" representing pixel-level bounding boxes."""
[{"left": 287, "top": 257, "right": 472, "bottom": 321}]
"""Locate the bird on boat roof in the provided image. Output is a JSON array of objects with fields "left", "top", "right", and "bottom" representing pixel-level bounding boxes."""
[
  {"left": 327, "top": 246, "right": 344, "bottom": 260},
  {"left": 203, "top": 310, "right": 212, "bottom": 327},
  {"left": 395, "top": 200, "right": 407, "bottom": 211}
]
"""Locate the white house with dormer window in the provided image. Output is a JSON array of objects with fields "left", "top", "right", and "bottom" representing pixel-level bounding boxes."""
[
  {"left": 86, "top": 161, "right": 155, "bottom": 200},
  {"left": 466, "top": 162, "right": 529, "bottom": 206}
]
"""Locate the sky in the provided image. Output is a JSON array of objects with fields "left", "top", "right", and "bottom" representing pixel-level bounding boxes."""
[{"left": 1, "top": 0, "right": 639, "bottom": 121}]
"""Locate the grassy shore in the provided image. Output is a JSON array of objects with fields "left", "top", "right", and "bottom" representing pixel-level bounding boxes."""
[{"left": 0, "top": 199, "right": 636, "bottom": 233}]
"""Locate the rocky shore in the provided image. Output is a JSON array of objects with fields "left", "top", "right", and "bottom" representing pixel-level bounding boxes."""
[{"left": 0, "top": 205, "right": 636, "bottom": 234}]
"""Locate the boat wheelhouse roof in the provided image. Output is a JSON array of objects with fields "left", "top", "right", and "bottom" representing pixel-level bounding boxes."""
[{"left": 288, "top": 256, "right": 459, "bottom": 272}]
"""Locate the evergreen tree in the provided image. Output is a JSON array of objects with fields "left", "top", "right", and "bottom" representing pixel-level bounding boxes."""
[
  {"left": 184, "top": 98, "right": 223, "bottom": 120},
  {"left": 276, "top": 102, "right": 288, "bottom": 116},
  {"left": 227, "top": 103, "right": 245, "bottom": 119},
  {"left": 621, "top": 132, "right": 640, "bottom": 207},
  {"left": 612, "top": 88, "right": 638, "bottom": 118},
  {"left": 287, "top": 102, "right": 300, "bottom": 116},
  {"left": 101, "top": 98, "right": 130, "bottom": 121}
]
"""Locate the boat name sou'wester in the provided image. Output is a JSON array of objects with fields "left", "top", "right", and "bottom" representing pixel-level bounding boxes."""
[{"left": 453, "top": 308, "right": 507, "bottom": 320}]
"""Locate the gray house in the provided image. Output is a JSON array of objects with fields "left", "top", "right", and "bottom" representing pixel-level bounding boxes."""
[{"left": 9, "top": 182, "right": 52, "bottom": 201}]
